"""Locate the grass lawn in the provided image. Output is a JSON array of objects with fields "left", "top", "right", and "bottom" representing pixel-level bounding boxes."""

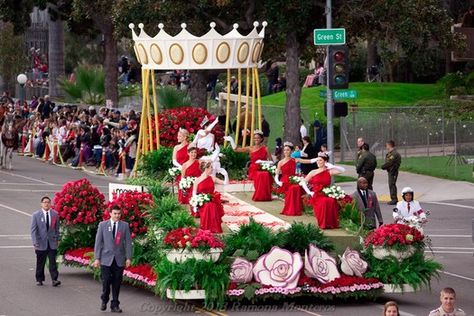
[
  {"left": 261, "top": 82, "right": 445, "bottom": 108},
  {"left": 398, "top": 156, "right": 474, "bottom": 183},
  {"left": 258, "top": 82, "right": 445, "bottom": 150}
]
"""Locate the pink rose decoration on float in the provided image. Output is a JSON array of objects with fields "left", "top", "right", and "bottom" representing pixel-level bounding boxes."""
[
  {"left": 230, "top": 258, "right": 253, "bottom": 283},
  {"left": 304, "top": 244, "right": 340, "bottom": 284},
  {"left": 339, "top": 247, "right": 368, "bottom": 277},
  {"left": 253, "top": 246, "right": 303, "bottom": 289}
]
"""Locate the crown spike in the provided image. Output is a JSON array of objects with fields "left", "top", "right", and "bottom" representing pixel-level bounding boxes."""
[
  {"left": 158, "top": 23, "right": 164, "bottom": 29},
  {"left": 210, "top": 22, "right": 216, "bottom": 28},
  {"left": 129, "top": 23, "right": 135, "bottom": 29},
  {"left": 181, "top": 23, "right": 187, "bottom": 29},
  {"left": 253, "top": 21, "right": 259, "bottom": 27},
  {"left": 233, "top": 23, "right": 239, "bottom": 29},
  {"left": 138, "top": 23, "right": 144, "bottom": 29}
]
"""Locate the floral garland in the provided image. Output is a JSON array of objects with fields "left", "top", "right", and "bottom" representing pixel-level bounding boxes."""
[
  {"left": 123, "top": 264, "right": 157, "bottom": 289},
  {"left": 227, "top": 274, "right": 383, "bottom": 298},
  {"left": 63, "top": 247, "right": 94, "bottom": 267},
  {"left": 53, "top": 178, "right": 105, "bottom": 226}
]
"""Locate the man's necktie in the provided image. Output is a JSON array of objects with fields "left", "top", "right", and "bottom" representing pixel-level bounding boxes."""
[
  {"left": 407, "top": 202, "right": 410, "bottom": 211},
  {"left": 112, "top": 222, "right": 116, "bottom": 239},
  {"left": 46, "top": 212, "right": 49, "bottom": 231}
]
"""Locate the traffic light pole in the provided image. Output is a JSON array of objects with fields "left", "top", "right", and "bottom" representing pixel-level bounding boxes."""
[{"left": 326, "top": 0, "right": 335, "bottom": 166}]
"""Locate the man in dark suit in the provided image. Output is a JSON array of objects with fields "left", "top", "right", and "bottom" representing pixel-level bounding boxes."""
[
  {"left": 93, "top": 206, "right": 132, "bottom": 313},
  {"left": 351, "top": 177, "right": 383, "bottom": 230},
  {"left": 30, "top": 196, "right": 61, "bottom": 286},
  {"left": 356, "top": 143, "right": 377, "bottom": 190}
]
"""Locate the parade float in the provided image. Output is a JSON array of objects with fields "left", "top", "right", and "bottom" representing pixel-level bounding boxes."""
[
  {"left": 58, "top": 176, "right": 441, "bottom": 309},
  {"left": 57, "top": 20, "right": 441, "bottom": 310}
]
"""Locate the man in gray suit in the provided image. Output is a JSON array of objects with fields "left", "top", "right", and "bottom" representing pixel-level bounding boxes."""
[
  {"left": 351, "top": 177, "right": 383, "bottom": 230},
  {"left": 30, "top": 196, "right": 61, "bottom": 286},
  {"left": 93, "top": 206, "right": 132, "bottom": 313}
]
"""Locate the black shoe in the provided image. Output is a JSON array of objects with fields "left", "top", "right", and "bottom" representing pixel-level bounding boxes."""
[
  {"left": 100, "top": 303, "right": 107, "bottom": 311},
  {"left": 387, "top": 200, "right": 397, "bottom": 205},
  {"left": 36, "top": 281, "right": 43, "bottom": 286},
  {"left": 52, "top": 280, "right": 61, "bottom": 287},
  {"left": 111, "top": 307, "right": 122, "bottom": 313}
]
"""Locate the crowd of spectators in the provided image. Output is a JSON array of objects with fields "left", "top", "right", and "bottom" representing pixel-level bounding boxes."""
[{"left": 3, "top": 93, "right": 139, "bottom": 176}]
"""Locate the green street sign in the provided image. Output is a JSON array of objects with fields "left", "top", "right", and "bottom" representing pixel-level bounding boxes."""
[
  {"left": 314, "top": 28, "right": 346, "bottom": 45},
  {"left": 334, "top": 89, "right": 358, "bottom": 99}
]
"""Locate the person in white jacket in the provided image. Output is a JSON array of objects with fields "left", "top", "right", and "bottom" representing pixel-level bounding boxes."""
[{"left": 393, "top": 187, "right": 427, "bottom": 224}]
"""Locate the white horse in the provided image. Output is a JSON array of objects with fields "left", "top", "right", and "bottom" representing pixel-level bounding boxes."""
[{"left": 0, "top": 113, "right": 20, "bottom": 170}]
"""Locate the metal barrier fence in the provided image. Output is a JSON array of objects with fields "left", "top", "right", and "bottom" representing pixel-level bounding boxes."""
[{"left": 339, "top": 106, "right": 474, "bottom": 161}]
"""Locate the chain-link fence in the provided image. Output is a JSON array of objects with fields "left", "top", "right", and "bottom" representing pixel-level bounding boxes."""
[{"left": 339, "top": 106, "right": 474, "bottom": 162}]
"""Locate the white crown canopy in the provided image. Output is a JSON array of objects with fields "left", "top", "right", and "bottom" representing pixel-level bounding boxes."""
[{"left": 129, "top": 21, "right": 267, "bottom": 70}]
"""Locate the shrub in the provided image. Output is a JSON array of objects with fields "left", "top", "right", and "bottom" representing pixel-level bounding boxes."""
[
  {"left": 278, "top": 222, "right": 334, "bottom": 254},
  {"left": 157, "top": 85, "right": 191, "bottom": 109},
  {"left": 223, "top": 218, "right": 283, "bottom": 260},
  {"left": 138, "top": 147, "right": 173, "bottom": 177}
]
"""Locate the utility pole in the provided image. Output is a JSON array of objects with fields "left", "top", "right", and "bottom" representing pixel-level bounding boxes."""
[{"left": 325, "top": 0, "right": 334, "bottom": 165}]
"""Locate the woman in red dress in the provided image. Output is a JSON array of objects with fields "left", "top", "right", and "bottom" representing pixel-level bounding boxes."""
[
  {"left": 301, "top": 154, "right": 344, "bottom": 229},
  {"left": 192, "top": 161, "right": 224, "bottom": 233},
  {"left": 224, "top": 131, "right": 272, "bottom": 201},
  {"left": 275, "top": 143, "right": 302, "bottom": 216},
  {"left": 172, "top": 128, "right": 189, "bottom": 201},
  {"left": 178, "top": 147, "right": 201, "bottom": 204}
]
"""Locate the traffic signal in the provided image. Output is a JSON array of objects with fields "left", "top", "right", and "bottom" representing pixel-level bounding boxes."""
[{"left": 328, "top": 45, "right": 349, "bottom": 89}]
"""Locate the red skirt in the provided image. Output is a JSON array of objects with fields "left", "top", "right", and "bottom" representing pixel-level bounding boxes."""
[
  {"left": 199, "top": 202, "right": 223, "bottom": 233},
  {"left": 281, "top": 184, "right": 303, "bottom": 216},
  {"left": 252, "top": 171, "right": 273, "bottom": 201},
  {"left": 311, "top": 194, "right": 340, "bottom": 229}
]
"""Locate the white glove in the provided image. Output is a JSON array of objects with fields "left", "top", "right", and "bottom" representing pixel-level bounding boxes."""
[
  {"left": 325, "top": 162, "right": 346, "bottom": 172},
  {"left": 172, "top": 159, "right": 182, "bottom": 168},
  {"left": 256, "top": 160, "right": 273, "bottom": 164},
  {"left": 206, "top": 116, "right": 219, "bottom": 132},
  {"left": 210, "top": 144, "right": 221, "bottom": 162},
  {"left": 300, "top": 180, "right": 314, "bottom": 197},
  {"left": 224, "top": 136, "right": 236, "bottom": 149},
  {"left": 274, "top": 174, "right": 282, "bottom": 187},
  {"left": 310, "top": 158, "right": 318, "bottom": 164}
]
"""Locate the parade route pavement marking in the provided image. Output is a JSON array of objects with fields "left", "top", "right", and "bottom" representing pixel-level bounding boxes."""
[
  {"left": 427, "top": 201, "right": 474, "bottom": 210},
  {"left": 0, "top": 202, "right": 31, "bottom": 217},
  {"left": 439, "top": 270, "right": 474, "bottom": 282},
  {"left": 0, "top": 170, "right": 55, "bottom": 185}
]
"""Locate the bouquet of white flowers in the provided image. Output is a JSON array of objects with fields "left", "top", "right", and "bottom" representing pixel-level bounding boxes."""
[
  {"left": 179, "top": 176, "right": 196, "bottom": 190},
  {"left": 322, "top": 185, "right": 346, "bottom": 200},
  {"left": 289, "top": 175, "right": 305, "bottom": 185},
  {"left": 189, "top": 193, "right": 212, "bottom": 209},
  {"left": 260, "top": 162, "right": 276, "bottom": 175},
  {"left": 168, "top": 167, "right": 181, "bottom": 178}
]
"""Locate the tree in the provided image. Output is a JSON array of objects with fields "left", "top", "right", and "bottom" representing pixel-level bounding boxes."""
[
  {"left": 0, "top": 22, "right": 29, "bottom": 93},
  {"left": 261, "top": 0, "right": 325, "bottom": 146},
  {"left": 71, "top": 0, "right": 119, "bottom": 105},
  {"left": 337, "top": 0, "right": 462, "bottom": 81}
]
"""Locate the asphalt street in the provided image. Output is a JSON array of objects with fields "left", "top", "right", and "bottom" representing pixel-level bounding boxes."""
[{"left": 0, "top": 156, "right": 473, "bottom": 316}]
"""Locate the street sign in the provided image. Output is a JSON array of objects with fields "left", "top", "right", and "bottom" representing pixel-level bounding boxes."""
[
  {"left": 334, "top": 89, "right": 357, "bottom": 99},
  {"left": 314, "top": 28, "right": 346, "bottom": 45}
]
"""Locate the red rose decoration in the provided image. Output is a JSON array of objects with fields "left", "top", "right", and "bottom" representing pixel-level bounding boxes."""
[
  {"left": 53, "top": 178, "right": 105, "bottom": 226},
  {"left": 104, "top": 191, "right": 154, "bottom": 238}
]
